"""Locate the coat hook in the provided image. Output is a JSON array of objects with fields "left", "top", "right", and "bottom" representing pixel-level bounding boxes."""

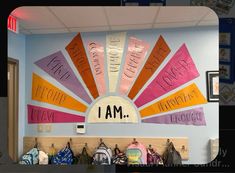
[
  {"left": 181, "top": 145, "right": 186, "bottom": 152},
  {"left": 34, "top": 137, "right": 38, "bottom": 148},
  {"left": 67, "top": 138, "right": 72, "bottom": 148},
  {"left": 67, "top": 142, "right": 70, "bottom": 148},
  {"left": 132, "top": 138, "right": 138, "bottom": 144}
]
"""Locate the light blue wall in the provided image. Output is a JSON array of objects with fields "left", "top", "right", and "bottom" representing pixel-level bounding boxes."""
[
  {"left": 8, "top": 31, "right": 26, "bottom": 157},
  {"left": 23, "top": 26, "right": 219, "bottom": 164}
]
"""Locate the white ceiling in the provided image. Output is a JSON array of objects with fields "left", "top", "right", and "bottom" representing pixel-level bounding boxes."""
[{"left": 11, "top": 6, "right": 218, "bottom": 35}]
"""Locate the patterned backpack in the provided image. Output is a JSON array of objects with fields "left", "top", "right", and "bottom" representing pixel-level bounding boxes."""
[
  {"left": 112, "top": 145, "right": 128, "bottom": 165},
  {"left": 92, "top": 140, "right": 112, "bottom": 165},
  {"left": 126, "top": 139, "right": 147, "bottom": 164},
  {"left": 147, "top": 145, "right": 163, "bottom": 165},
  {"left": 51, "top": 142, "right": 74, "bottom": 165},
  {"left": 19, "top": 147, "right": 39, "bottom": 165}
]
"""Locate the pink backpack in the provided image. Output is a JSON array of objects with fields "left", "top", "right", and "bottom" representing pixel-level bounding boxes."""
[{"left": 126, "top": 140, "right": 147, "bottom": 164}]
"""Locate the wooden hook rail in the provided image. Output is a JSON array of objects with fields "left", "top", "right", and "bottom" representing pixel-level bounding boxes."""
[{"left": 23, "top": 136, "right": 189, "bottom": 160}]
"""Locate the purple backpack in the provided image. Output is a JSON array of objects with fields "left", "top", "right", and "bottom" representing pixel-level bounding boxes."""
[{"left": 147, "top": 146, "right": 163, "bottom": 165}]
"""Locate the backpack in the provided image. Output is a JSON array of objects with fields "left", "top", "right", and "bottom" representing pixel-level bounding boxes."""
[
  {"left": 92, "top": 142, "right": 112, "bottom": 165},
  {"left": 69, "top": 147, "right": 78, "bottom": 165},
  {"left": 147, "top": 146, "right": 163, "bottom": 165},
  {"left": 51, "top": 143, "right": 74, "bottom": 165},
  {"left": 39, "top": 150, "right": 49, "bottom": 165},
  {"left": 112, "top": 146, "right": 128, "bottom": 165},
  {"left": 126, "top": 141, "right": 147, "bottom": 164},
  {"left": 48, "top": 144, "right": 57, "bottom": 164},
  {"left": 19, "top": 148, "right": 39, "bottom": 165},
  {"left": 72, "top": 155, "right": 79, "bottom": 164},
  {"left": 77, "top": 147, "right": 93, "bottom": 164},
  {"left": 162, "top": 142, "right": 182, "bottom": 165}
]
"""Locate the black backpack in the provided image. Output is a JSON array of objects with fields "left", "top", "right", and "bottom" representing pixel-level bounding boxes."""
[
  {"left": 162, "top": 142, "right": 182, "bottom": 165},
  {"left": 77, "top": 146, "right": 93, "bottom": 164},
  {"left": 112, "top": 146, "right": 128, "bottom": 165}
]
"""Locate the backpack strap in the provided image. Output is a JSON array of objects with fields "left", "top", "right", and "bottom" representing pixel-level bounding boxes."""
[
  {"left": 114, "top": 144, "right": 121, "bottom": 155},
  {"left": 132, "top": 138, "right": 138, "bottom": 145},
  {"left": 82, "top": 147, "right": 88, "bottom": 155},
  {"left": 147, "top": 144, "right": 155, "bottom": 154},
  {"left": 168, "top": 142, "right": 176, "bottom": 152},
  {"left": 34, "top": 138, "right": 38, "bottom": 149},
  {"left": 98, "top": 138, "right": 108, "bottom": 148},
  {"left": 29, "top": 153, "right": 34, "bottom": 164},
  {"left": 49, "top": 143, "right": 56, "bottom": 156},
  {"left": 67, "top": 142, "right": 71, "bottom": 149}
]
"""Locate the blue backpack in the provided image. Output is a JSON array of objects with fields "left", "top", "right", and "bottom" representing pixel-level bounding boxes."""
[
  {"left": 19, "top": 148, "right": 39, "bottom": 165},
  {"left": 51, "top": 144, "right": 74, "bottom": 165}
]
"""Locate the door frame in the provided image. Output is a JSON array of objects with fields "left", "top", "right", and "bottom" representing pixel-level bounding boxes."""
[{"left": 8, "top": 57, "right": 19, "bottom": 162}]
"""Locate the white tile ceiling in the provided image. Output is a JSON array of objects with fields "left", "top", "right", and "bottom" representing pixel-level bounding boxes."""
[
  {"left": 69, "top": 26, "right": 110, "bottom": 33},
  {"left": 12, "top": 7, "right": 64, "bottom": 29},
  {"left": 30, "top": 28, "right": 68, "bottom": 34},
  {"left": 48, "top": 7, "right": 109, "bottom": 28},
  {"left": 111, "top": 24, "right": 153, "bottom": 31},
  {"left": 11, "top": 6, "right": 218, "bottom": 35},
  {"left": 154, "top": 21, "right": 198, "bottom": 29},
  {"left": 104, "top": 7, "right": 159, "bottom": 25},
  {"left": 156, "top": 7, "right": 210, "bottom": 23}
]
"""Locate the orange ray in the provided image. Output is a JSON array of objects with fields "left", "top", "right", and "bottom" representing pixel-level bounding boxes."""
[
  {"left": 140, "top": 83, "right": 207, "bottom": 118},
  {"left": 32, "top": 73, "right": 87, "bottom": 112}
]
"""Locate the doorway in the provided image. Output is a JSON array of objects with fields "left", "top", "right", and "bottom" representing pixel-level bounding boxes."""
[{"left": 8, "top": 58, "right": 19, "bottom": 162}]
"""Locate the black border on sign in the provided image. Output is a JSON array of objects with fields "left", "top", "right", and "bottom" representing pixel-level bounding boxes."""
[{"left": 206, "top": 71, "right": 219, "bottom": 102}]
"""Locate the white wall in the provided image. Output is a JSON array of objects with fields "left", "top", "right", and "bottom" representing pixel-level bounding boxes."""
[
  {"left": 8, "top": 31, "right": 26, "bottom": 157},
  {"left": 22, "top": 26, "right": 219, "bottom": 164}
]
